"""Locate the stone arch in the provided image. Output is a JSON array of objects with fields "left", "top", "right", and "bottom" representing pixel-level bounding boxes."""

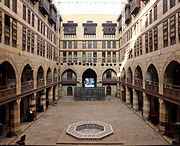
[
  {"left": 102, "top": 68, "right": 117, "bottom": 80},
  {"left": 61, "top": 69, "right": 77, "bottom": 81},
  {"left": 46, "top": 67, "right": 52, "bottom": 84},
  {"left": 145, "top": 64, "right": 159, "bottom": 83},
  {"left": 37, "top": 66, "right": 44, "bottom": 87},
  {"left": 127, "top": 67, "right": 133, "bottom": 79},
  {"left": 82, "top": 68, "right": 97, "bottom": 87},
  {"left": 61, "top": 67, "right": 77, "bottom": 77},
  {"left": 53, "top": 68, "right": 58, "bottom": 82}
]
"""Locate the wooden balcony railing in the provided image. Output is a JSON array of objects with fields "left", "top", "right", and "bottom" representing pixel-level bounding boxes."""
[
  {"left": 37, "top": 79, "right": 44, "bottom": 88},
  {"left": 21, "top": 81, "right": 34, "bottom": 93},
  {"left": 0, "top": 85, "right": 16, "bottom": 98},
  {"left": 61, "top": 78, "right": 77, "bottom": 84},
  {"left": 53, "top": 77, "right": 58, "bottom": 83},
  {"left": 102, "top": 77, "right": 118, "bottom": 83},
  {"left": 145, "top": 81, "right": 159, "bottom": 93},
  {"left": 134, "top": 79, "right": 143, "bottom": 87},
  {"left": 163, "top": 84, "right": 180, "bottom": 101},
  {"left": 127, "top": 78, "right": 132, "bottom": 85}
]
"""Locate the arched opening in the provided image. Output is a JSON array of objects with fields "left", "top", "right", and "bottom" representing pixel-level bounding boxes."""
[
  {"left": 67, "top": 86, "right": 73, "bottom": 96},
  {"left": 53, "top": 68, "right": 57, "bottom": 83},
  {"left": 127, "top": 67, "right": 133, "bottom": 84},
  {"left": 145, "top": 64, "right": 159, "bottom": 93},
  {"left": 106, "top": 86, "right": 111, "bottom": 96},
  {"left": 0, "top": 105, "right": 7, "bottom": 126},
  {"left": 134, "top": 66, "right": 143, "bottom": 87},
  {"left": 21, "top": 64, "right": 34, "bottom": 92},
  {"left": 46, "top": 68, "right": 52, "bottom": 85},
  {"left": 122, "top": 85, "right": 126, "bottom": 102},
  {"left": 82, "top": 69, "right": 97, "bottom": 87},
  {"left": 163, "top": 61, "right": 180, "bottom": 137},
  {"left": 37, "top": 66, "right": 44, "bottom": 87},
  {"left": 121, "top": 68, "right": 126, "bottom": 83}
]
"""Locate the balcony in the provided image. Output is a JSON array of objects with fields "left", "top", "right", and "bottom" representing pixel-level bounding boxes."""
[
  {"left": 145, "top": 81, "right": 159, "bottom": 94},
  {"left": 48, "top": 4, "right": 57, "bottom": 24},
  {"left": 21, "top": 81, "right": 34, "bottom": 93},
  {"left": 39, "top": 0, "right": 50, "bottom": 16},
  {"left": 37, "top": 79, "right": 44, "bottom": 88},
  {"left": 0, "top": 85, "right": 16, "bottom": 100},
  {"left": 61, "top": 78, "right": 77, "bottom": 85},
  {"left": 134, "top": 79, "right": 143, "bottom": 88},
  {"left": 163, "top": 84, "right": 180, "bottom": 101},
  {"left": 127, "top": 78, "right": 132, "bottom": 85},
  {"left": 129, "top": 0, "right": 140, "bottom": 16},
  {"left": 101, "top": 77, "right": 118, "bottom": 84}
]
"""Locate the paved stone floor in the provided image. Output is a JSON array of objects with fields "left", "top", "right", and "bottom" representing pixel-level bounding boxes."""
[{"left": 4, "top": 97, "right": 170, "bottom": 145}]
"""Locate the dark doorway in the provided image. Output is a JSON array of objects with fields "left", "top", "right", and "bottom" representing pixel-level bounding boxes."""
[
  {"left": 106, "top": 86, "right": 111, "bottom": 95},
  {"left": 67, "top": 86, "right": 72, "bottom": 96},
  {"left": 82, "top": 69, "right": 97, "bottom": 87},
  {"left": 0, "top": 105, "right": 6, "bottom": 125}
]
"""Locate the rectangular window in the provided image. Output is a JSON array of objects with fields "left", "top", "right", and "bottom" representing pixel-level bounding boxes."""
[
  {"left": 4, "top": 0, "right": 10, "bottom": 8},
  {"left": 145, "top": 14, "right": 148, "bottom": 27},
  {"left": 68, "top": 52, "right": 72, "bottom": 63},
  {"left": 93, "top": 41, "right": 97, "bottom": 49},
  {"left": 107, "top": 52, "right": 111, "bottom": 63},
  {"left": 27, "top": 30, "right": 31, "bottom": 52},
  {"left": 149, "top": 10, "right": 152, "bottom": 24},
  {"left": 170, "top": 0, "right": 175, "bottom": 8},
  {"left": 74, "top": 52, "right": 77, "bottom": 63},
  {"left": 170, "top": 15, "right": 176, "bottom": 45},
  {"left": 63, "top": 41, "right": 67, "bottom": 49},
  {"left": 41, "top": 22, "right": 43, "bottom": 34},
  {"left": 4, "top": 15, "right": 10, "bottom": 45},
  {"left": 163, "top": 0, "right": 168, "bottom": 14},
  {"left": 83, "top": 41, "right": 86, "bottom": 49},
  {"left": 12, "top": 19, "right": 17, "bottom": 48},
  {"left": 102, "top": 41, "right": 106, "bottom": 48},
  {"left": 163, "top": 20, "right": 168, "bottom": 47},
  {"left": 145, "top": 33, "right": 148, "bottom": 53},
  {"left": 134, "top": 42, "right": 137, "bottom": 57},
  {"left": 40, "top": 38, "right": 43, "bottom": 56},
  {"left": 93, "top": 52, "right": 97, "bottom": 63},
  {"left": 74, "top": 41, "right": 77, "bottom": 49},
  {"left": 12, "top": 0, "right": 17, "bottom": 13},
  {"left": 102, "top": 52, "right": 105, "bottom": 63},
  {"left": 178, "top": 13, "right": 180, "bottom": 42},
  {"left": 68, "top": 41, "right": 72, "bottom": 49},
  {"left": 23, "top": 5, "right": 26, "bottom": 21},
  {"left": 0, "top": 12, "right": 2, "bottom": 43},
  {"left": 47, "top": 28, "right": 49, "bottom": 39},
  {"left": 113, "top": 40, "right": 116, "bottom": 48},
  {"left": 139, "top": 36, "right": 142, "bottom": 55},
  {"left": 154, "top": 5, "right": 157, "bottom": 21},
  {"left": 149, "top": 30, "right": 153, "bottom": 52},
  {"left": 38, "top": 19, "right": 40, "bottom": 31},
  {"left": 154, "top": 27, "right": 158, "bottom": 51},
  {"left": 107, "top": 41, "right": 111, "bottom": 48},
  {"left": 88, "top": 41, "right": 92, "bottom": 49},
  {"left": 63, "top": 51, "right": 66, "bottom": 63},
  {"left": 82, "top": 52, "right": 86, "bottom": 63},
  {"left": 88, "top": 52, "right": 92, "bottom": 63},
  {"left": 31, "top": 32, "right": 34, "bottom": 53},
  {"left": 32, "top": 13, "right": 34, "bottom": 27},
  {"left": 137, "top": 38, "right": 139, "bottom": 56},
  {"left": 43, "top": 24, "right": 45, "bottom": 36},
  {"left": 37, "top": 36, "right": 40, "bottom": 55},
  {"left": 28, "top": 9, "right": 31, "bottom": 24},
  {"left": 22, "top": 26, "right": 26, "bottom": 51},
  {"left": 113, "top": 52, "right": 116, "bottom": 63}
]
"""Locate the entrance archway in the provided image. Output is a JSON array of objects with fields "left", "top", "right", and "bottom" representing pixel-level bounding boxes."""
[{"left": 82, "top": 69, "right": 97, "bottom": 87}]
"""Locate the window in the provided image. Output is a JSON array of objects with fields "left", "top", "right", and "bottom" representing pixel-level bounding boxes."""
[
  {"left": 145, "top": 14, "right": 148, "bottom": 27},
  {"left": 63, "top": 41, "right": 67, "bottom": 49},
  {"left": 145, "top": 33, "right": 148, "bottom": 53},
  {"left": 163, "top": 0, "right": 168, "bottom": 14},
  {"left": 31, "top": 32, "right": 35, "bottom": 53},
  {"left": 134, "top": 42, "right": 137, "bottom": 57},
  {"left": 154, "top": 27, "right": 158, "bottom": 50},
  {"left": 178, "top": 13, "right": 180, "bottom": 42},
  {"left": 22, "top": 26, "right": 26, "bottom": 51},
  {"left": 27, "top": 30, "right": 31, "bottom": 52},
  {"left": 170, "top": 0, "right": 175, "bottom": 8},
  {"left": 107, "top": 52, "right": 111, "bottom": 63},
  {"left": 102, "top": 52, "right": 105, "bottom": 63},
  {"left": 68, "top": 52, "right": 72, "bottom": 63},
  {"left": 88, "top": 52, "right": 92, "bottom": 63},
  {"left": 149, "top": 10, "right": 152, "bottom": 24},
  {"left": 23, "top": 5, "right": 26, "bottom": 21},
  {"left": 82, "top": 52, "right": 86, "bottom": 63},
  {"left": 4, "top": 15, "right": 10, "bottom": 45},
  {"left": 140, "top": 19, "right": 142, "bottom": 32},
  {"left": 32, "top": 13, "right": 34, "bottom": 27},
  {"left": 149, "top": 30, "right": 153, "bottom": 52},
  {"left": 68, "top": 41, "right": 72, "bottom": 49},
  {"left": 12, "top": 19, "right": 17, "bottom": 47},
  {"left": 40, "top": 38, "right": 43, "bottom": 56},
  {"left": 93, "top": 52, "right": 97, "bottom": 63},
  {"left": 83, "top": 41, "right": 86, "bottom": 49},
  {"left": 113, "top": 41, "right": 116, "bottom": 48},
  {"left": 163, "top": 20, "right": 168, "bottom": 47},
  {"left": 102, "top": 41, "right": 106, "bottom": 48},
  {"left": 93, "top": 41, "right": 97, "bottom": 49},
  {"left": 0, "top": 12, "right": 2, "bottom": 43},
  {"left": 4, "top": 0, "right": 10, "bottom": 8},
  {"left": 63, "top": 51, "right": 66, "bottom": 63},
  {"left": 113, "top": 52, "right": 116, "bottom": 63},
  {"left": 43, "top": 24, "right": 45, "bottom": 36},
  {"left": 139, "top": 36, "right": 142, "bottom": 55},
  {"left": 137, "top": 38, "right": 139, "bottom": 56},
  {"left": 74, "top": 41, "right": 77, "bottom": 49},
  {"left": 38, "top": 19, "right": 40, "bottom": 31},
  {"left": 170, "top": 15, "right": 176, "bottom": 45},
  {"left": 154, "top": 5, "right": 157, "bottom": 21},
  {"left": 37, "top": 36, "right": 40, "bottom": 55},
  {"left": 88, "top": 41, "right": 92, "bottom": 48},
  {"left": 12, "top": 0, "right": 17, "bottom": 13},
  {"left": 74, "top": 52, "right": 77, "bottom": 63},
  {"left": 107, "top": 41, "right": 111, "bottom": 48},
  {"left": 41, "top": 22, "right": 43, "bottom": 34},
  {"left": 28, "top": 9, "right": 31, "bottom": 24}
]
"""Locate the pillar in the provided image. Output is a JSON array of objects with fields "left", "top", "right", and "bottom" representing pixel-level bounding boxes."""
[
  {"left": 159, "top": 99, "right": 169, "bottom": 134},
  {"left": 116, "top": 83, "right": 120, "bottom": 98},
  {"left": 58, "top": 84, "right": 62, "bottom": 98},
  {"left": 48, "top": 87, "right": 53, "bottom": 104},
  {"left": 126, "top": 86, "right": 130, "bottom": 103},
  {"left": 133, "top": 89, "right": 138, "bottom": 110},
  {"left": 9, "top": 99, "right": 21, "bottom": 135},
  {"left": 55, "top": 85, "right": 59, "bottom": 101},
  {"left": 143, "top": 93, "right": 150, "bottom": 120},
  {"left": 29, "top": 93, "right": 36, "bottom": 112},
  {"left": 40, "top": 89, "right": 46, "bottom": 111}
]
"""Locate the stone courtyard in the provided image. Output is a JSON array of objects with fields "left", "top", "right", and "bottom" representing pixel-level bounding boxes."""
[{"left": 5, "top": 97, "right": 170, "bottom": 145}]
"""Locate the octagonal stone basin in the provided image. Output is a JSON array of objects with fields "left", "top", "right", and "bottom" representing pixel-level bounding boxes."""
[{"left": 66, "top": 121, "right": 113, "bottom": 140}]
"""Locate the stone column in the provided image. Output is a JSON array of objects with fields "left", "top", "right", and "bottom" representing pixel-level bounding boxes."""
[
  {"left": 9, "top": 99, "right": 21, "bottom": 135},
  {"left": 143, "top": 93, "right": 150, "bottom": 120},
  {"left": 159, "top": 99, "right": 169, "bottom": 134},
  {"left": 133, "top": 89, "right": 138, "bottom": 110},
  {"left": 116, "top": 83, "right": 120, "bottom": 98},
  {"left": 55, "top": 85, "right": 59, "bottom": 101},
  {"left": 29, "top": 93, "right": 36, "bottom": 112},
  {"left": 126, "top": 86, "right": 130, "bottom": 103},
  {"left": 58, "top": 84, "right": 62, "bottom": 98},
  {"left": 48, "top": 87, "right": 53, "bottom": 104},
  {"left": 40, "top": 89, "right": 46, "bottom": 111}
]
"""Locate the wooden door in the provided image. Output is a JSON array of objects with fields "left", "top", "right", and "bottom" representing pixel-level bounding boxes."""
[
  {"left": 106, "top": 86, "right": 111, "bottom": 96},
  {"left": 67, "top": 86, "right": 72, "bottom": 96}
]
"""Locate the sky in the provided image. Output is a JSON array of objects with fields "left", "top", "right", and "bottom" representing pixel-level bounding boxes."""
[{"left": 54, "top": 0, "right": 125, "bottom": 14}]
